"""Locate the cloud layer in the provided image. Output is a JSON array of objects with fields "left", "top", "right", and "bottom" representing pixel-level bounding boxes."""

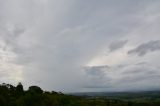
[{"left": 0, "top": 0, "right": 160, "bottom": 92}]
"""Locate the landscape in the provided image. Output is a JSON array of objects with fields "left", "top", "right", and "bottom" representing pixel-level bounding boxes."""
[
  {"left": 1, "top": 83, "right": 160, "bottom": 106},
  {"left": 1, "top": 0, "right": 160, "bottom": 106}
]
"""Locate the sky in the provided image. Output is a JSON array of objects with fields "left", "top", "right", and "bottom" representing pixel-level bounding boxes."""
[{"left": 0, "top": 0, "right": 160, "bottom": 92}]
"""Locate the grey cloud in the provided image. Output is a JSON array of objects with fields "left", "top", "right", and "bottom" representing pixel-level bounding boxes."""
[
  {"left": 121, "top": 65, "right": 156, "bottom": 75},
  {"left": 85, "top": 65, "right": 109, "bottom": 77},
  {"left": 0, "top": 0, "right": 160, "bottom": 92},
  {"left": 83, "top": 85, "right": 112, "bottom": 89},
  {"left": 135, "top": 62, "right": 148, "bottom": 66},
  {"left": 109, "top": 40, "right": 128, "bottom": 52},
  {"left": 83, "top": 63, "right": 160, "bottom": 91},
  {"left": 128, "top": 40, "right": 160, "bottom": 56},
  {"left": 119, "top": 74, "right": 160, "bottom": 84},
  {"left": 115, "top": 64, "right": 160, "bottom": 90},
  {"left": 84, "top": 65, "right": 112, "bottom": 89}
]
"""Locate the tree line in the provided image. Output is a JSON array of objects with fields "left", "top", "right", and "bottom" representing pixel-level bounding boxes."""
[{"left": 0, "top": 83, "right": 160, "bottom": 106}]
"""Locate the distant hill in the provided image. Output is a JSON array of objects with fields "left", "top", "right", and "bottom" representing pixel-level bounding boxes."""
[{"left": 70, "top": 91, "right": 160, "bottom": 98}]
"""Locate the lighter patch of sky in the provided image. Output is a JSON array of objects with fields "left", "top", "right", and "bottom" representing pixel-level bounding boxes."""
[{"left": 86, "top": 44, "right": 133, "bottom": 66}]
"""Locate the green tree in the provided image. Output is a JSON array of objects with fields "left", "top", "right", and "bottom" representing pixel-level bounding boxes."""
[
  {"left": 28, "top": 86, "right": 43, "bottom": 94},
  {"left": 16, "top": 82, "right": 24, "bottom": 96},
  {"left": 16, "top": 82, "right": 23, "bottom": 92}
]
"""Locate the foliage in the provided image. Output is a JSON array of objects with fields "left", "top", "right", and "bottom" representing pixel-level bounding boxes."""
[{"left": 0, "top": 83, "right": 160, "bottom": 106}]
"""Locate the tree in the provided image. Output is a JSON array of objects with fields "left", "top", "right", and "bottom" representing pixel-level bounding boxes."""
[
  {"left": 28, "top": 86, "right": 43, "bottom": 94},
  {"left": 16, "top": 82, "right": 24, "bottom": 95}
]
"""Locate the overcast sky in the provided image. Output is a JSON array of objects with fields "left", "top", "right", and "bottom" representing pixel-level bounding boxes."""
[{"left": 0, "top": 0, "right": 160, "bottom": 92}]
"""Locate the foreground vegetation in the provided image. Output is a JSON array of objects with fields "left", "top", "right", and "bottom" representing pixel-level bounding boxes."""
[{"left": 1, "top": 83, "right": 160, "bottom": 106}]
